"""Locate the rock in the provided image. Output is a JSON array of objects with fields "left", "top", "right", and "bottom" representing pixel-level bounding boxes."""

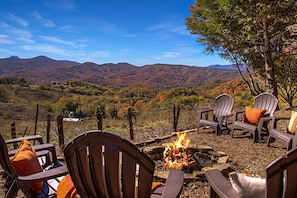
[
  {"left": 184, "top": 173, "right": 200, "bottom": 182},
  {"left": 154, "top": 170, "right": 169, "bottom": 180},
  {"left": 142, "top": 146, "right": 164, "bottom": 160},
  {"left": 217, "top": 156, "right": 229, "bottom": 163},
  {"left": 208, "top": 150, "right": 226, "bottom": 157},
  {"left": 196, "top": 145, "right": 213, "bottom": 153},
  {"left": 202, "top": 163, "right": 231, "bottom": 172}
]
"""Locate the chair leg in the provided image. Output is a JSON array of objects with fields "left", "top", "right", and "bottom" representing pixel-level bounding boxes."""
[
  {"left": 215, "top": 125, "right": 220, "bottom": 136},
  {"left": 267, "top": 136, "right": 273, "bottom": 147},
  {"left": 231, "top": 126, "right": 235, "bottom": 138},
  {"left": 287, "top": 140, "right": 293, "bottom": 151},
  {"left": 253, "top": 129, "right": 259, "bottom": 143},
  {"left": 197, "top": 122, "right": 201, "bottom": 133},
  {"left": 4, "top": 177, "right": 18, "bottom": 198}
]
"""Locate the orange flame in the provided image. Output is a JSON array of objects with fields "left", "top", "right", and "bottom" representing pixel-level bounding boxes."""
[{"left": 163, "top": 132, "right": 190, "bottom": 170}]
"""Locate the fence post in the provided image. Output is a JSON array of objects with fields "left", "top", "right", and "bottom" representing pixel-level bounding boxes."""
[
  {"left": 57, "top": 115, "right": 64, "bottom": 148},
  {"left": 173, "top": 105, "right": 180, "bottom": 132},
  {"left": 11, "top": 122, "right": 18, "bottom": 149},
  {"left": 46, "top": 114, "right": 51, "bottom": 143},
  {"left": 97, "top": 111, "right": 102, "bottom": 131},
  {"left": 34, "top": 104, "right": 39, "bottom": 136},
  {"left": 128, "top": 107, "right": 134, "bottom": 140}
]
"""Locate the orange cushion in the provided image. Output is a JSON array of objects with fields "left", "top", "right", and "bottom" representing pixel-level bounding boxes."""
[
  {"left": 245, "top": 107, "right": 266, "bottom": 125},
  {"left": 11, "top": 139, "right": 43, "bottom": 194},
  {"left": 57, "top": 174, "right": 77, "bottom": 198},
  {"left": 151, "top": 182, "right": 164, "bottom": 190}
]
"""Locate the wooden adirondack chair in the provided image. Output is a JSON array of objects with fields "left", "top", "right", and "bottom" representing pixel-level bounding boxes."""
[
  {"left": 64, "top": 130, "right": 184, "bottom": 198},
  {"left": 0, "top": 133, "right": 68, "bottom": 198},
  {"left": 231, "top": 92, "right": 278, "bottom": 142},
  {"left": 205, "top": 146, "right": 297, "bottom": 198},
  {"left": 5, "top": 134, "right": 58, "bottom": 166},
  {"left": 197, "top": 94, "right": 234, "bottom": 135},
  {"left": 267, "top": 116, "right": 297, "bottom": 151}
]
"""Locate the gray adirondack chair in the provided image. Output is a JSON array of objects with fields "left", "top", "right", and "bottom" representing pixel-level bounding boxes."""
[
  {"left": 205, "top": 146, "right": 297, "bottom": 197},
  {"left": 197, "top": 94, "right": 234, "bottom": 135},
  {"left": 0, "top": 133, "right": 68, "bottom": 198},
  {"left": 64, "top": 130, "right": 184, "bottom": 198},
  {"left": 231, "top": 92, "right": 278, "bottom": 142},
  {"left": 267, "top": 116, "right": 297, "bottom": 151}
]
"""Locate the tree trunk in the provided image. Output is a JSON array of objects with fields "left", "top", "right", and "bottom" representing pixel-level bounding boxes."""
[{"left": 263, "top": 17, "right": 278, "bottom": 97}]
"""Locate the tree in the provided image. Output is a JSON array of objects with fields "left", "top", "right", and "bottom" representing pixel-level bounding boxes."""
[
  {"left": 53, "top": 96, "right": 79, "bottom": 116},
  {"left": 0, "top": 88, "right": 8, "bottom": 103},
  {"left": 275, "top": 55, "right": 297, "bottom": 108},
  {"left": 186, "top": 0, "right": 297, "bottom": 97}
]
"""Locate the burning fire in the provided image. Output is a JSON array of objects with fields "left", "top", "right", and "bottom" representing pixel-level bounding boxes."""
[{"left": 163, "top": 132, "right": 190, "bottom": 170}]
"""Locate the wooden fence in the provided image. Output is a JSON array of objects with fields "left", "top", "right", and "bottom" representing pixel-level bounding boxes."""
[{"left": 10, "top": 106, "right": 181, "bottom": 148}]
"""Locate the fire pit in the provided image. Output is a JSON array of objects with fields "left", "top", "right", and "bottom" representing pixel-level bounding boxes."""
[{"left": 142, "top": 132, "right": 234, "bottom": 181}]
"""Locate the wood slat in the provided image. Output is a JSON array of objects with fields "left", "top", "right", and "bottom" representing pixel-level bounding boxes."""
[{"left": 64, "top": 130, "right": 183, "bottom": 198}]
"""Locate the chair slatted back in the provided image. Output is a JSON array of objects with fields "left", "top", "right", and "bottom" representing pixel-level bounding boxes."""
[
  {"left": 254, "top": 93, "right": 278, "bottom": 116},
  {"left": 266, "top": 147, "right": 297, "bottom": 197},
  {"left": 0, "top": 134, "right": 17, "bottom": 177},
  {"left": 64, "top": 130, "right": 155, "bottom": 198},
  {"left": 213, "top": 94, "right": 234, "bottom": 118}
]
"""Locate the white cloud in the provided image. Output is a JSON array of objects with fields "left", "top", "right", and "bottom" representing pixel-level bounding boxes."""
[
  {"left": 0, "top": 22, "right": 10, "bottom": 28},
  {"left": 0, "top": 22, "right": 35, "bottom": 44},
  {"left": 147, "top": 21, "right": 188, "bottom": 37},
  {"left": 161, "top": 51, "right": 181, "bottom": 58},
  {"left": 21, "top": 44, "right": 68, "bottom": 56},
  {"left": 121, "top": 34, "right": 137, "bottom": 38},
  {"left": 32, "top": 12, "right": 55, "bottom": 28},
  {"left": 39, "top": 36, "right": 76, "bottom": 47},
  {"left": 0, "top": 48, "right": 14, "bottom": 54},
  {"left": 13, "top": 29, "right": 35, "bottom": 43},
  {"left": 7, "top": 13, "right": 28, "bottom": 27},
  {"left": 43, "top": 0, "right": 76, "bottom": 11},
  {"left": 91, "top": 51, "right": 110, "bottom": 58},
  {"left": 0, "top": 34, "right": 13, "bottom": 44},
  {"left": 60, "top": 25, "right": 74, "bottom": 30}
]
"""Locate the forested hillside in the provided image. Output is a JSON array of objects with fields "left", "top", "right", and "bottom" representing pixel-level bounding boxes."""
[
  {"left": 0, "top": 56, "right": 240, "bottom": 86},
  {"left": 0, "top": 77, "right": 253, "bottom": 121}
]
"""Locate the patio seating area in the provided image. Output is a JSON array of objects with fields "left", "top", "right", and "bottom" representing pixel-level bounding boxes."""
[{"left": 2, "top": 93, "right": 296, "bottom": 197}]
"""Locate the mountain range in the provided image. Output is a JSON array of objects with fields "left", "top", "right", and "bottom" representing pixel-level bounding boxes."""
[{"left": 0, "top": 56, "right": 241, "bottom": 87}]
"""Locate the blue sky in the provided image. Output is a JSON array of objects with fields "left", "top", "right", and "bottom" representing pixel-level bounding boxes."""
[{"left": 0, "top": 0, "right": 231, "bottom": 67}]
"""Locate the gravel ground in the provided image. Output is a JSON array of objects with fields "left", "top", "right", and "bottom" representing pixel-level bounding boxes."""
[
  {"left": 0, "top": 113, "right": 290, "bottom": 197},
  {"left": 178, "top": 128, "right": 286, "bottom": 197}
]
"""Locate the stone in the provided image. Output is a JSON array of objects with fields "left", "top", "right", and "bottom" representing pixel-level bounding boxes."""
[
  {"left": 142, "top": 146, "right": 164, "bottom": 160},
  {"left": 201, "top": 163, "right": 231, "bottom": 172},
  {"left": 154, "top": 170, "right": 169, "bottom": 180},
  {"left": 196, "top": 145, "right": 213, "bottom": 153},
  {"left": 208, "top": 150, "right": 226, "bottom": 157},
  {"left": 217, "top": 156, "right": 229, "bottom": 163}
]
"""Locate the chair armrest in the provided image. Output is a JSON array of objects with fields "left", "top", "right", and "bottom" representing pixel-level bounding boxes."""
[
  {"left": 258, "top": 116, "right": 274, "bottom": 131},
  {"left": 5, "top": 135, "right": 44, "bottom": 145},
  {"left": 205, "top": 170, "right": 241, "bottom": 198},
  {"left": 198, "top": 108, "right": 213, "bottom": 115},
  {"left": 161, "top": 169, "right": 184, "bottom": 198},
  {"left": 232, "top": 110, "right": 245, "bottom": 123},
  {"left": 198, "top": 108, "right": 213, "bottom": 114},
  {"left": 271, "top": 116, "right": 290, "bottom": 129},
  {"left": 198, "top": 108, "right": 213, "bottom": 120},
  {"left": 18, "top": 163, "right": 68, "bottom": 183}
]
